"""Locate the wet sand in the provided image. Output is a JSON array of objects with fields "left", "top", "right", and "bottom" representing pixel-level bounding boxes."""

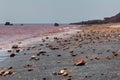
[{"left": 0, "top": 24, "right": 120, "bottom": 80}]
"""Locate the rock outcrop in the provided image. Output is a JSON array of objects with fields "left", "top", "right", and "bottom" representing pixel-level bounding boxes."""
[{"left": 70, "top": 12, "right": 120, "bottom": 25}]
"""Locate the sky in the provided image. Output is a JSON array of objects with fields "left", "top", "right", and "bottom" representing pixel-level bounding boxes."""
[{"left": 0, "top": 0, "right": 120, "bottom": 24}]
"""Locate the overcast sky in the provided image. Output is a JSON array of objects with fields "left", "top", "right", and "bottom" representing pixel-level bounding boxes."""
[{"left": 0, "top": 0, "right": 120, "bottom": 23}]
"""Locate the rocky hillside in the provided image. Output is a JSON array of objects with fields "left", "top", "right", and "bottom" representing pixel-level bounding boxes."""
[{"left": 70, "top": 12, "right": 120, "bottom": 25}]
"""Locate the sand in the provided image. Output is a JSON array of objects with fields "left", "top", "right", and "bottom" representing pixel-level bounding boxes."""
[{"left": 0, "top": 24, "right": 120, "bottom": 80}]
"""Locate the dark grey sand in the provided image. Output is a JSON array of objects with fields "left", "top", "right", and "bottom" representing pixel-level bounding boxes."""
[{"left": 0, "top": 24, "right": 120, "bottom": 80}]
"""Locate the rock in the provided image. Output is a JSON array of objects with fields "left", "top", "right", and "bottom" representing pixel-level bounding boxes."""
[
  {"left": 8, "top": 66, "right": 13, "bottom": 69},
  {"left": 62, "top": 71, "right": 68, "bottom": 76},
  {"left": 16, "top": 49, "right": 20, "bottom": 53},
  {"left": 54, "top": 23, "right": 59, "bottom": 26},
  {"left": 10, "top": 53, "right": 16, "bottom": 57},
  {"left": 27, "top": 68, "right": 33, "bottom": 71},
  {"left": 7, "top": 50, "right": 12, "bottom": 52},
  {"left": 75, "top": 59, "right": 86, "bottom": 66},
  {"left": 30, "top": 55, "right": 39, "bottom": 61},
  {"left": 70, "top": 53, "right": 78, "bottom": 57},
  {"left": 42, "top": 78, "right": 47, "bottom": 80},
  {"left": 95, "top": 57, "right": 100, "bottom": 60},
  {"left": 52, "top": 71, "right": 58, "bottom": 75},
  {"left": 4, "top": 22, "right": 13, "bottom": 25},
  {"left": 49, "top": 45, "right": 59, "bottom": 50},
  {"left": 59, "top": 69, "right": 69, "bottom": 76},
  {"left": 0, "top": 70, "right": 16, "bottom": 76},
  {"left": 57, "top": 54, "right": 61, "bottom": 57},
  {"left": 37, "top": 51, "right": 47, "bottom": 56},
  {"left": 39, "top": 51, "right": 47, "bottom": 54},
  {"left": 23, "top": 64, "right": 33, "bottom": 68},
  {"left": 11, "top": 44, "right": 19, "bottom": 49}
]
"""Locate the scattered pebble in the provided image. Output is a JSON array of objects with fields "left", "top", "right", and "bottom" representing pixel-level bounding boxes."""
[
  {"left": 30, "top": 55, "right": 39, "bottom": 61},
  {"left": 10, "top": 53, "right": 16, "bottom": 57},
  {"left": 75, "top": 59, "right": 86, "bottom": 66},
  {"left": 0, "top": 70, "right": 16, "bottom": 76}
]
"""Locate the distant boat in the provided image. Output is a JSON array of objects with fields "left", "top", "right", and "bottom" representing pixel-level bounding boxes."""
[{"left": 54, "top": 23, "right": 59, "bottom": 26}]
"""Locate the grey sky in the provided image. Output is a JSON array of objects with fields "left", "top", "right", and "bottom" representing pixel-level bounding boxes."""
[{"left": 0, "top": 0, "right": 120, "bottom": 23}]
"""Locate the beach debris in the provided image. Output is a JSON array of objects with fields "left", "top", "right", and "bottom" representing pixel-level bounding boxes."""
[
  {"left": 11, "top": 44, "right": 19, "bottom": 49},
  {"left": 10, "top": 53, "right": 16, "bottom": 57},
  {"left": 0, "top": 70, "right": 16, "bottom": 76},
  {"left": 30, "top": 55, "right": 39, "bottom": 61},
  {"left": 75, "top": 59, "right": 86, "bottom": 66}
]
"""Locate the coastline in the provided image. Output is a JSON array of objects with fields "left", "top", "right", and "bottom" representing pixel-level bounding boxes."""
[{"left": 0, "top": 26, "right": 81, "bottom": 62}]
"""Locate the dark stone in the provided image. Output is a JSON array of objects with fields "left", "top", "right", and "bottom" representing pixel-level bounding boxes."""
[
  {"left": 11, "top": 45, "right": 18, "bottom": 49},
  {"left": 54, "top": 23, "right": 59, "bottom": 26},
  {"left": 8, "top": 50, "right": 12, "bottom": 52},
  {"left": 28, "top": 68, "right": 33, "bottom": 71},
  {"left": 4, "top": 22, "right": 13, "bottom": 25},
  {"left": 10, "top": 53, "right": 16, "bottom": 57}
]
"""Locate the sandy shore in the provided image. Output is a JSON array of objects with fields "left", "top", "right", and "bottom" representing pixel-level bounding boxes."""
[{"left": 0, "top": 24, "right": 120, "bottom": 80}]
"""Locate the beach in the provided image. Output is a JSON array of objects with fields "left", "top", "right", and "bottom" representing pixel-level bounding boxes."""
[{"left": 0, "top": 24, "right": 120, "bottom": 80}]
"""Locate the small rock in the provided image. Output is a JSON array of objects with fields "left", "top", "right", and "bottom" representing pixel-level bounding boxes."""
[
  {"left": 10, "top": 53, "right": 16, "bottom": 57},
  {"left": 57, "top": 54, "right": 61, "bottom": 57},
  {"left": 8, "top": 66, "right": 13, "bottom": 69},
  {"left": 30, "top": 55, "right": 39, "bottom": 61},
  {"left": 23, "top": 64, "right": 33, "bottom": 68},
  {"left": 52, "top": 71, "right": 58, "bottom": 75},
  {"left": 54, "top": 23, "right": 59, "bottom": 26},
  {"left": 75, "top": 59, "right": 86, "bottom": 66},
  {"left": 0, "top": 70, "right": 16, "bottom": 76},
  {"left": 28, "top": 68, "right": 33, "bottom": 71},
  {"left": 59, "top": 69, "right": 69, "bottom": 76},
  {"left": 11, "top": 44, "right": 18, "bottom": 49},
  {"left": 95, "top": 57, "right": 100, "bottom": 60},
  {"left": 16, "top": 49, "right": 20, "bottom": 53},
  {"left": 8, "top": 50, "right": 12, "bottom": 52},
  {"left": 70, "top": 53, "right": 77, "bottom": 57},
  {"left": 42, "top": 78, "right": 47, "bottom": 80}
]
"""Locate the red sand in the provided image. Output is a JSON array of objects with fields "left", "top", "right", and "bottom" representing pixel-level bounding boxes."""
[{"left": 0, "top": 25, "right": 74, "bottom": 50}]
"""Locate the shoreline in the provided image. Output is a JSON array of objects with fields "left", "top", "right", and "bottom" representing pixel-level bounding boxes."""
[
  {"left": 0, "top": 24, "right": 120, "bottom": 80},
  {"left": 0, "top": 27, "right": 81, "bottom": 62}
]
